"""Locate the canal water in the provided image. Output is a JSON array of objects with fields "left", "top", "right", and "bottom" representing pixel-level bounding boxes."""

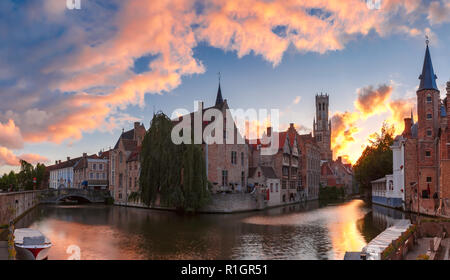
[{"left": 15, "top": 199, "right": 408, "bottom": 260}]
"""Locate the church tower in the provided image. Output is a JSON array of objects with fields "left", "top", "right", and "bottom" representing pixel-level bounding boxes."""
[
  {"left": 313, "top": 93, "right": 332, "bottom": 162},
  {"left": 416, "top": 40, "right": 440, "bottom": 198}
]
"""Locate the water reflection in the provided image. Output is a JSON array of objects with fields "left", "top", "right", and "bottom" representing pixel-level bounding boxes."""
[{"left": 14, "top": 200, "right": 406, "bottom": 260}]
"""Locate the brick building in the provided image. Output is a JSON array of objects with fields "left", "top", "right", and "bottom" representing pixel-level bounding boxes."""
[
  {"left": 249, "top": 124, "right": 303, "bottom": 203},
  {"left": 313, "top": 93, "right": 333, "bottom": 162},
  {"left": 73, "top": 152, "right": 109, "bottom": 190},
  {"left": 109, "top": 122, "right": 146, "bottom": 204},
  {"left": 400, "top": 42, "right": 450, "bottom": 217},
  {"left": 320, "top": 156, "right": 354, "bottom": 195},
  {"left": 173, "top": 82, "right": 249, "bottom": 194}
]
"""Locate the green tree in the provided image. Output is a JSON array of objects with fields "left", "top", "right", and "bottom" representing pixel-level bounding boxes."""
[
  {"left": 353, "top": 123, "right": 395, "bottom": 199},
  {"left": 139, "top": 112, "right": 210, "bottom": 211}
]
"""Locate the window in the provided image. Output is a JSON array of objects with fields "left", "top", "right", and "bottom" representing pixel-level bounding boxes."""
[
  {"left": 317, "top": 135, "right": 322, "bottom": 142},
  {"left": 96, "top": 173, "right": 99, "bottom": 179},
  {"left": 119, "top": 152, "right": 123, "bottom": 163},
  {"left": 270, "top": 183, "right": 273, "bottom": 192},
  {"left": 425, "top": 150, "right": 431, "bottom": 157},
  {"left": 99, "top": 164, "right": 103, "bottom": 170},
  {"left": 426, "top": 113, "right": 432, "bottom": 120},
  {"left": 241, "top": 152, "right": 244, "bottom": 165},
  {"left": 258, "top": 171, "right": 261, "bottom": 177},
  {"left": 231, "top": 151, "right": 237, "bottom": 164},
  {"left": 426, "top": 177, "right": 432, "bottom": 183},
  {"left": 282, "top": 180, "right": 287, "bottom": 189},
  {"left": 93, "top": 164, "right": 96, "bottom": 170},
  {"left": 241, "top": 171, "right": 245, "bottom": 188},
  {"left": 112, "top": 171, "right": 115, "bottom": 185},
  {"left": 222, "top": 170, "right": 228, "bottom": 186},
  {"left": 427, "top": 129, "right": 432, "bottom": 137},
  {"left": 282, "top": 166, "right": 289, "bottom": 176},
  {"left": 90, "top": 173, "right": 93, "bottom": 179},
  {"left": 426, "top": 94, "right": 432, "bottom": 103},
  {"left": 129, "top": 177, "right": 132, "bottom": 188},
  {"left": 119, "top": 174, "right": 123, "bottom": 188},
  {"left": 276, "top": 183, "right": 279, "bottom": 192}
]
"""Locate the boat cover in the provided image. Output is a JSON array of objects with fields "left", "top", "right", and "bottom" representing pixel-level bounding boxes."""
[
  {"left": 361, "top": 219, "right": 411, "bottom": 260},
  {"left": 14, "top": 228, "right": 51, "bottom": 245}
]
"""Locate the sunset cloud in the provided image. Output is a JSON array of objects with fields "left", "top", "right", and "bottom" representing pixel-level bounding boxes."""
[
  {"left": 0, "top": 147, "right": 48, "bottom": 167},
  {"left": 331, "top": 83, "right": 415, "bottom": 163},
  {"left": 0, "top": 0, "right": 442, "bottom": 167}
]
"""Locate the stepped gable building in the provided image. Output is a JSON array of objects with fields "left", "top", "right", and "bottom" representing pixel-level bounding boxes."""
[
  {"left": 172, "top": 81, "right": 249, "bottom": 194},
  {"left": 109, "top": 122, "right": 146, "bottom": 204},
  {"left": 313, "top": 93, "right": 333, "bottom": 162},
  {"left": 249, "top": 124, "right": 303, "bottom": 202},
  {"left": 400, "top": 41, "right": 450, "bottom": 217}
]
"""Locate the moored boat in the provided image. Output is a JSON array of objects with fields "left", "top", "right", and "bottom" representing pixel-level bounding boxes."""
[{"left": 14, "top": 228, "right": 52, "bottom": 260}]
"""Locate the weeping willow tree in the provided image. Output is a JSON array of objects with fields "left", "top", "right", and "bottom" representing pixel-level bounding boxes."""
[{"left": 139, "top": 112, "right": 210, "bottom": 211}]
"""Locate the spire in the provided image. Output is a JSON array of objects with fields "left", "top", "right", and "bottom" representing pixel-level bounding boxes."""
[
  {"left": 215, "top": 72, "right": 224, "bottom": 106},
  {"left": 418, "top": 39, "right": 438, "bottom": 91},
  {"left": 411, "top": 109, "right": 414, "bottom": 124}
]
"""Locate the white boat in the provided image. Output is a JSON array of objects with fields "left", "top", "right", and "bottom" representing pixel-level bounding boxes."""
[{"left": 14, "top": 228, "right": 52, "bottom": 260}]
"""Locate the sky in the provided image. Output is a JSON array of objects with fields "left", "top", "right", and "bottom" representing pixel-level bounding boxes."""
[{"left": 1, "top": 0, "right": 450, "bottom": 174}]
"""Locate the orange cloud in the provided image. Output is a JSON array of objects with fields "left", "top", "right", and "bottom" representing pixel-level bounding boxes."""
[
  {"left": 0, "top": 147, "right": 48, "bottom": 167},
  {"left": 331, "top": 83, "right": 415, "bottom": 163},
  {"left": 0, "top": 119, "right": 24, "bottom": 149},
  {"left": 354, "top": 84, "right": 393, "bottom": 118}
]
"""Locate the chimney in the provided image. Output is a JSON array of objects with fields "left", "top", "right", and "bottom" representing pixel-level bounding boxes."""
[
  {"left": 337, "top": 156, "right": 342, "bottom": 163},
  {"left": 267, "top": 127, "right": 272, "bottom": 137},
  {"left": 55, "top": 160, "right": 58, "bottom": 165},
  {"left": 83, "top": 153, "right": 87, "bottom": 158},
  {"left": 67, "top": 157, "right": 70, "bottom": 161},
  {"left": 58, "top": 160, "right": 61, "bottom": 164},
  {"left": 403, "top": 118, "right": 412, "bottom": 137},
  {"left": 134, "top": 121, "right": 140, "bottom": 129}
]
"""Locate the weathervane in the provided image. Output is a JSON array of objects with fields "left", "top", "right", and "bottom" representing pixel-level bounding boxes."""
[
  {"left": 425, "top": 35, "right": 429, "bottom": 46},
  {"left": 217, "top": 71, "right": 221, "bottom": 84}
]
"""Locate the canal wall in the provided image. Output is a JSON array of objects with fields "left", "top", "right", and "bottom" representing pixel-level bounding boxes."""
[
  {"left": 0, "top": 191, "right": 42, "bottom": 228},
  {"left": 115, "top": 192, "right": 305, "bottom": 213}
]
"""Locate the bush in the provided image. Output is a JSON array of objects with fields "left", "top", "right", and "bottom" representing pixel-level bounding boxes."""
[{"left": 319, "top": 186, "right": 345, "bottom": 202}]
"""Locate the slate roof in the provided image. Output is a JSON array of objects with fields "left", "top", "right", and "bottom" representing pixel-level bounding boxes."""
[
  {"left": 113, "top": 128, "right": 135, "bottom": 149},
  {"left": 418, "top": 44, "right": 438, "bottom": 91},
  {"left": 215, "top": 83, "right": 224, "bottom": 106},
  {"left": 46, "top": 157, "right": 82, "bottom": 171},
  {"left": 249, "top": 166, "right": 278, "bottom": 179}
]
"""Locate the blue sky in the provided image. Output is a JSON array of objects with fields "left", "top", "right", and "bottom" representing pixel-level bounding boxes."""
[{"left": 2, "top": 0, "right": 450, "bottom": 173}]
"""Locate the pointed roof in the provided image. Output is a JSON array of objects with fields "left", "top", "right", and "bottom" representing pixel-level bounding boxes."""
[
  {"left": 418, "top": 44, "right": 438, "bottom": 91},
  {"left": 215, "top": 82, "right": 224, "bottom": 106}
]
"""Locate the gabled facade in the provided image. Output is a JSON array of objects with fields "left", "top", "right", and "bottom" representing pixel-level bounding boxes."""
[
  {"left": 109, "top": 122, "right": 146, "bottom": 203},
  {"left": 172, "top": 83, "right": 249, "bottom": 194}
]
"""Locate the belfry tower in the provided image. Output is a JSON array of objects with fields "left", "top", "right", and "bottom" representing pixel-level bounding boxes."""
[{"left": 313, "top": 93, "right": 332, "bottom": 162}]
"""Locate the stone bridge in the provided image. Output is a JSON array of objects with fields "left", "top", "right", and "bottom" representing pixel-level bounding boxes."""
[{"left": 40, "top": 188, "right": 111, "bottom": 204}]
